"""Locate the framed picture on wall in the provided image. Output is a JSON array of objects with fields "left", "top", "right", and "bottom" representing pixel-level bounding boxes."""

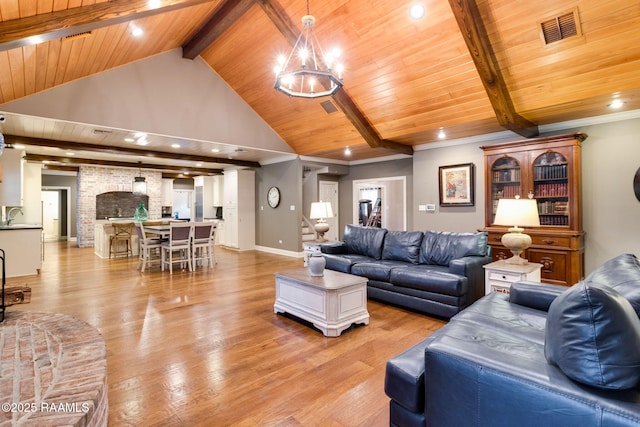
[{"left": 439, "top": 163, "right": 474, "bottom": 206}]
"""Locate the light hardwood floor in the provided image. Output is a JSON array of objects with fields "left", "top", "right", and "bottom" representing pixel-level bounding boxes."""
[{"left": 4, "top": 242, "right": 445, "bottom": 426}]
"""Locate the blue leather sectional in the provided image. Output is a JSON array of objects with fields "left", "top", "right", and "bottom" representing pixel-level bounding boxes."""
[
  {"left": 385, "top": 253, "right": 640, "bottom": 426},
  {"left": 321, "top": 224, "right": 492, "bottom": 319}
]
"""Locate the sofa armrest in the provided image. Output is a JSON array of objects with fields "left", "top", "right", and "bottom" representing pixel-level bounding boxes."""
[
  {"left": 320, "top": 242, "right": 347, "bottom": 254},
  {"left": 509, "top": 281, "right": 568, "bottom": 312},
  {"left": 449, "top": 256, "right": 492, "bottom": 304}
]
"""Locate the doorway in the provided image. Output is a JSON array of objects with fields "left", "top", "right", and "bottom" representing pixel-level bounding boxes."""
[
  {"left": 41, "top": 187, "right": 71, "bottom": 241},
  {"left": 353, "top": 176, "right": 407, "bottom": 230}
]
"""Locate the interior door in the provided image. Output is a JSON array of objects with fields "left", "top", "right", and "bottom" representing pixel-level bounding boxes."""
[
  {"left": 319, "top": 181, "right": 339, "bottom": 241},
  {"left": 41, "top": 190, "right": 60, "bottom": 241}
]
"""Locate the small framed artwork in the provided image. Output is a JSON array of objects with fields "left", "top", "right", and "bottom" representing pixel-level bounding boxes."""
[{"left": 439, "top": 163, "right": 475, "bottom": 206}]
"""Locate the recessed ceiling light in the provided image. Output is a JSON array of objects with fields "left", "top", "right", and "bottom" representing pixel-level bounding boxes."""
[
  {"left": 131, "top": 26, "right": 144, "bottom": 37},
  {"left": 608, "top": 99, "right": 625, "bottom": 109},
  {"left": 344, "top": 146, "right": 351, "bottom": 156},
  {"left": 147, "top": 0, "right": 162, "bottom": 9},
  {"left": 437, "top": 128, "right": 446, "bottom": 139},
  {"left": 410, "top": 4, "right": 425, "bottom": 20},
  {"left": 124, "top": 137, "right": 135, "bottom": 143},
  {"left": 211, "top": 148, "right": 220, "bottom": 153},
  {"left": 171, "top": 143, "right": 181, "bottom": 148},
  {"left": 196, "top": 163, "right": 203, "bottom": 167},
  {"left": 13, "top": 144, "right": 26, "bottom": 149},
  {"left": 66, "top": 152, "right": 75, "bottom": 156}
]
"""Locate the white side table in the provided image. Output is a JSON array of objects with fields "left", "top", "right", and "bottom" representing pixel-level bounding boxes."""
[
  {"left": 483, "top": 260, "right": 543, "bottom": 295},
  {"left": 302, "top": 241, "right": 336, "bottom": 266}
]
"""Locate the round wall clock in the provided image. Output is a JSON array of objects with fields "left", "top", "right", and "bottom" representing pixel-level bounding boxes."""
[{"left": 267, "top": 186, "right": 281, "bottom": 208}]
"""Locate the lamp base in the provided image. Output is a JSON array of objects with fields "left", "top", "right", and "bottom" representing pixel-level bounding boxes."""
[
  {"left": 501, "top": 227, "right": 532, "bottom": 265},
  {"left": 314, "top": 222, "right": 330, "bottom": 243}
]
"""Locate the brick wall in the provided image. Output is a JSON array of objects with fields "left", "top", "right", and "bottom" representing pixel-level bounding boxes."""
[{"left": 77, "top": 166, "right": 162, "bottom": 247}]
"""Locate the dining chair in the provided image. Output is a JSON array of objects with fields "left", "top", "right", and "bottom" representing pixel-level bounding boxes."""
[
  {"left": 191, "top": 222, "right": 216, "bottom": 269},
  {"left": 134, "top": 223, "right": 163, "bottom": 272},
  {"left": 109, "top": 222, "right": 134, "bottom": 258},
  {"left": 161, "top": 222, "right": 194, "bottom": 273}
]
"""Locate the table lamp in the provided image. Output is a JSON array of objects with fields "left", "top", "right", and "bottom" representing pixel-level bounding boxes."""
[
  {"left": 493, "top": 196, "right": 540, "bottom": 265},
  {"left": 310, "top": 201, "right": 333, "bottom": 242}
]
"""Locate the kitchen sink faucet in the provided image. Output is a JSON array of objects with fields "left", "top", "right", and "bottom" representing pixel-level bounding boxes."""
[{"left": 6, "top": 207, "right": 24, "bottom": 226}]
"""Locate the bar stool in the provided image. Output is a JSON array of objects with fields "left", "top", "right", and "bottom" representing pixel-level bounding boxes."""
[{"left": 109, "top": 222, "right": 134, "bottom": 258}]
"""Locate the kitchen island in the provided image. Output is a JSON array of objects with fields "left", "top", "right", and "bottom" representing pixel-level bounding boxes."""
[{"left": 0, "top": 225, "right": 43, "bottom": 277}]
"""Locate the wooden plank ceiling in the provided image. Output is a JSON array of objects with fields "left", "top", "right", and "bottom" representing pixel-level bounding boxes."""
[{"left": 0, "top": 0, "right": 639, "bottom": 167}]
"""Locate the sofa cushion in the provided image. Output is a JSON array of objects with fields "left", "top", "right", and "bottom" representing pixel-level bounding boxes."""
[
  {"left": 584, "top": 253, "right": 640, "bottom": 318},
  {"left": 390, "top": 266, "right": 468, "bottom": 296},
  {"left": 343, "top": 224, "right": 388, "bottom": 260},
  {"left": 419, "top": 230, "right": 488, "bottom": 266},
  {"left": 545, "top": 281, "right": 640, "bottom": 390},
  {"left": 322, "top": 254, "right": 373, "bottom": 273},
  {"left": 381, "top": 230, "right": 424, "bottom": 264},
  {"left": 351, "top": 260, "right": 409, "bottom": 282}
]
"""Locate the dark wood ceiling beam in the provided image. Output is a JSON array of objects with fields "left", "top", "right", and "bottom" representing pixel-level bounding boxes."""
[
  {"left": 257, "top": 0, "right": 413, "bottom": 156},
  {"left": 25, "top": 154, "right": 223, "bottom": 175},
  {"left": 182, "top": 0, "right": 256, "bottom": 59},
  {"left": 5, "top": 134, "right": 261, "bottom": 168},
  {"left": 448, "top": 0, "right": 538, "bottom": 138},
  {"left": 0, "top": 0, "right": 214, "bottom": 52}
]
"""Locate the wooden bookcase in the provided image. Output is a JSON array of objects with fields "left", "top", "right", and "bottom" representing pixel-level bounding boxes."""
[{"left": 480, "top": 133, "right": 587, "bottom": 287}]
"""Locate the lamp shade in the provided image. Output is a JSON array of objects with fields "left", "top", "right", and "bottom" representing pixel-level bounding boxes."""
[
  {"left": 310, "top": 202, "right": 333, "bottom": 220},
  {"left": 493, "top": 198, "right": 540, "bottom": 228}
]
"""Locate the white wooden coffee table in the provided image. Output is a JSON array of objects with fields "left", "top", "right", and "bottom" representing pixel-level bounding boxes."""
[{"left": 274, "top": 268, "right": 369, "bottom": 337}]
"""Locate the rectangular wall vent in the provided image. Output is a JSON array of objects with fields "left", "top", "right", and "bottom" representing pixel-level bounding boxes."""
[
  {"left": 540, "top": 9, "right": 581, "bottom": 45},
  {"left": 64, "top": 31, "right": 92, "bottom": 41},
  {"left": 320, "top": 100, "right": 338, "bottom": 114}
]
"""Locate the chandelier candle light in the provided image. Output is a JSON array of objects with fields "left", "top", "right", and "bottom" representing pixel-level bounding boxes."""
[
  {"left": 273, "top": 0, "right": 344, "bottom": 98},
  {"left": 492, "top": 196, "right": 540, "bottom": 265}
]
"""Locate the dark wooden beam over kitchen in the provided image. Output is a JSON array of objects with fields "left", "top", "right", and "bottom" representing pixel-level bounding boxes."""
[
  {"left": 5, "top": 134, "right": 261, "bottom": 168},
  {"left": 25, "top": 154, "right": 223, "bottom": 175},
  {"left": 448, "top": 0, "right": 538, "bottom": 138}
]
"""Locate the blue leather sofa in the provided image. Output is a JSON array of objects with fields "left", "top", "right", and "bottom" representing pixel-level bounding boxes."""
[
  {"left": 320, "top": 224, "right": 492, "bottom": 319},
  {"left": 385, "top": 253, "right": 640, "bottom": 426}
]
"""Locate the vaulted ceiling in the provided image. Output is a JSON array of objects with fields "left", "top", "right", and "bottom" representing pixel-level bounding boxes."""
[{"left": 0, "top": 0, "right": 639, "bottom": 174}]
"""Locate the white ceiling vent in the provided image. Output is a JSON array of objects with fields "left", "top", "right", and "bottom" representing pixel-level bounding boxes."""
[
  {"left": 92, "top": 129, "right": 113, "bottom": 135},
  {"left": 540, "top": 8, "right": 581, "bottom": 45}
]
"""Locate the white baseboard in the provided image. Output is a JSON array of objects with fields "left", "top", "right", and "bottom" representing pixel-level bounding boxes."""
[{"left": 254, "top": 245, "right": 304, "bottom": 259}]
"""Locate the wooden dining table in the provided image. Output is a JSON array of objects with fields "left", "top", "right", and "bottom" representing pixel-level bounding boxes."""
[{"left": 144, "top": 225, "right": 171, "bottom": 238}]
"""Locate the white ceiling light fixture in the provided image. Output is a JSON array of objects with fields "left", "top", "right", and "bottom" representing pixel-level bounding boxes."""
[
  {"left": 273, "top": 0, "right": 344, "bottom": 98},
  {"left": 131, "top": 26, "right": 144, "bottom": 37},
  {"left": 608, "top": 98, "right": 625, "bottom": 109},
  {"left": 437, "top": 128, "right": 446, "bottom": 139},
  {"left": 410, "top": 4, "right": 425, "bottom": 20}
]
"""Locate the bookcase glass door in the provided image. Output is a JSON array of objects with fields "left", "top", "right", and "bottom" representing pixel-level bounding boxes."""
[
  {"left": 489, "top": 156, "right": 521, "bottom": 224},
  {"left": 533, "top": 151, "right": 569, "bottom": 227}
]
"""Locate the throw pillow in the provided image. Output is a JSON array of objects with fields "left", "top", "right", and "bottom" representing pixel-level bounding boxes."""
[
  {"left": 419, "top": 230, "right": 488, "bottom": 266},
  {"left": 584, "top": 253, "right": 640, "bottom": 318},
  {"left": 545, "top": 281, "right": 640, "bottom": 389}
]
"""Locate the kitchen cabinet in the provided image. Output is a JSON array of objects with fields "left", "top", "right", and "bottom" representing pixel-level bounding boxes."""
[
  {"left": 0, "top": 226, "right": 42, "bottom": 277},
  {"left": 221, "top": 169, "right": 254, "bottom": 250},
  {"left": 0, "top": 149, "right": 24, "bottom": 206},
  {"left": 161, "top": 179, "right": 173, "bottom": 206},
  {"left": 481, "top": 133, "right": 586, "bottom": 287},
  {"left": 212, "top": 175, "right": 224, "bottom": 206}
]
